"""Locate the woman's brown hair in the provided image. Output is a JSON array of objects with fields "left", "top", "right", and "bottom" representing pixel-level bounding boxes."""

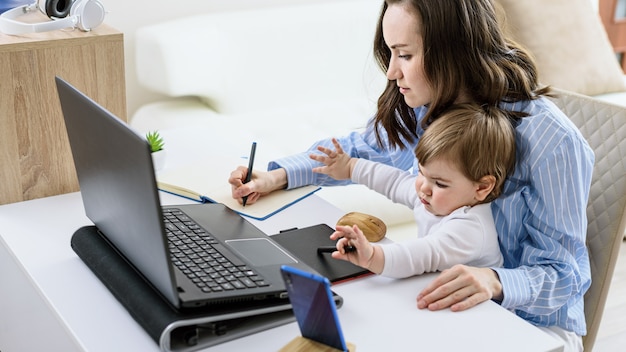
[{"left": 373, "top": 0, "right": 548, "bottom": 149}]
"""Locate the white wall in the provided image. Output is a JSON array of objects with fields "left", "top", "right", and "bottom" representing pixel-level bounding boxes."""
[
  {"left": 103, "top": 0, "right": 602, "bottom": 119},
  {"left": 101, "top": 0, "right": 346, "bottom": 120}
]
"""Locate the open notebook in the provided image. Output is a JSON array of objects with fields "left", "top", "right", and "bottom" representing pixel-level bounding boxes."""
[{"left": 156, "top": 160, "right": 320, "bottom": 220}]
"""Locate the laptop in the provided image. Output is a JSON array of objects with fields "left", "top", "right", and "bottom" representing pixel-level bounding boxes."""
[{"left": 55, "top": 77, "right": 318, "bottom": 310}]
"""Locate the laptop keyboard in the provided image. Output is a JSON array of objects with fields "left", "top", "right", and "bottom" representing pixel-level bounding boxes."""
[{"left": 162, "top": 208, "right": 270, "bottom": 293}]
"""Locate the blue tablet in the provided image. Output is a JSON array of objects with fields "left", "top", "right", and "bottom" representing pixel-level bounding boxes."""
[{"left": 280, "top": 265, "right": 348, "bottom": 352}]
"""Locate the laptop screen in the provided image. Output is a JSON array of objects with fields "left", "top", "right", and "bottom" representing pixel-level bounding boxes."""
[{"left": 56, "top": 77, "right": 180, "bottom": 307}]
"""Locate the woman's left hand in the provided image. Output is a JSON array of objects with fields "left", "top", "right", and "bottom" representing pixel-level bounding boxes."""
[{"left": 416, "top": 265, "right": 503, "bottom": 312}]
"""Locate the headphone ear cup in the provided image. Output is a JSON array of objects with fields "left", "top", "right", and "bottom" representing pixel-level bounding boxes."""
[
  {"left": 71, "top": 0, "right": 105, "bottom": 31},
  {"left": 45, "top": 0, "right": 74, "bottom": 18}
]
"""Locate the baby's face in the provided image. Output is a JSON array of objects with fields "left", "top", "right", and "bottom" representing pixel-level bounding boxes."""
[{"left": 415, "top": 159, "right": 483, "bottom": 216}]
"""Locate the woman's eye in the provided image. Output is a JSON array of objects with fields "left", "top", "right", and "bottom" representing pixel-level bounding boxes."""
[{"left": 399, "top": 54, "right": 411, "bottom": 60}]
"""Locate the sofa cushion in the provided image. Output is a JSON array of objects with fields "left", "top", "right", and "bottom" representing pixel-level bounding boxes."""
[
  {"left": 135, "top": 0, "right": 385, "bottom": 115},
  {"left": 496, "top": 0, "right": 626, "bottom": 96},
  {"left": 131, "top": 96, "right": 377, "bottom": 157}
]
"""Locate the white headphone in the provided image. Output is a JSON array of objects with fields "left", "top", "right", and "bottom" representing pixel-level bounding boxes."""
[{"left": 0, "top": 0, "right": 105, "bottom": 35}]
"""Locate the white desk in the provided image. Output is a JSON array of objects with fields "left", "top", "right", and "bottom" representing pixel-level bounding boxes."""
[{"left": 0, "top": 190, "right": 564, "bottom": 352}]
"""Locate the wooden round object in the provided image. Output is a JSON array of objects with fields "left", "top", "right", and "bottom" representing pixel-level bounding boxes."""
[{"left": 336, "top": 212, "right": 387, "bottom": 242}]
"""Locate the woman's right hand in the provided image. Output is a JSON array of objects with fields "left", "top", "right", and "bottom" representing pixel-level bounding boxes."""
[{"left": 228, "top": 167, "right": 288, "bottom": 205}]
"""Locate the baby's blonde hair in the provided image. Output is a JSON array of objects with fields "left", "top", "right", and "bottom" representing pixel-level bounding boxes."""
[{"left": 415, "top": 103, "right": 516, "bottom": 203}]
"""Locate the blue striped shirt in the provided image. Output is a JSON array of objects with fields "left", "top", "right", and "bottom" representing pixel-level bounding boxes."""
[{"left": 269, "top": 96, "right": 593, "bottom": 335}]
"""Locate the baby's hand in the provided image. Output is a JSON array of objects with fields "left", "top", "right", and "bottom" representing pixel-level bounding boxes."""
[
  {"left": 329, "top": 224, "right": 375, "bottom": 269},
  {"left": 310, "top": 138, "right": 355, "bottom": 180}
]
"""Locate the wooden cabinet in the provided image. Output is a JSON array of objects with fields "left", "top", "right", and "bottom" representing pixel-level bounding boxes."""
[{"left": 0, "top": 20, "right": 126, "bottom": 205}]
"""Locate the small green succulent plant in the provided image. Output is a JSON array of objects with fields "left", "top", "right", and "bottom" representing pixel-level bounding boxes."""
[{"left": 146, "top": 130, "right": 165, "bottom": 152}]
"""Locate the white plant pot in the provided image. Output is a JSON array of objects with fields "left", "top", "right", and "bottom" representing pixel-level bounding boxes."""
[{"left": 151, "top": 150, "right": 166, "bottom": 172}]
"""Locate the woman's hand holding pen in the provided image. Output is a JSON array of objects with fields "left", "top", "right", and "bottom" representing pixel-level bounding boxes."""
[
  {"left": 330, "top": 224, "right": 384, "bottom": 274},
  {"left": 229, "top": 165, "right": 261, "bottom": 205},
  {"left": 228, "top": 167, "right": 288, "bottom": 205}
]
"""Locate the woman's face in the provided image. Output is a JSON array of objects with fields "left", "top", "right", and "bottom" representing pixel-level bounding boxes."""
[{"left": 382, "top": 4, "right": 431, "bottom": 108}]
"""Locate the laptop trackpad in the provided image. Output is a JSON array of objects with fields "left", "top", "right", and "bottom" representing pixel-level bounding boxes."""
[{"left": 226, "top": 238, "right": 298, "bottom": 266}]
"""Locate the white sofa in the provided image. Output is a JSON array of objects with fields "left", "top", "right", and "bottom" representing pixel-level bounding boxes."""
[{"left": 130, "top": 0, "right": 626, "bottom": 240}]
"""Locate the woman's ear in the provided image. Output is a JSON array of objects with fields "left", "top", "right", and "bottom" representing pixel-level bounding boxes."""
[{"left": 474, "top": 175, "right": 496, "bottom": 202}]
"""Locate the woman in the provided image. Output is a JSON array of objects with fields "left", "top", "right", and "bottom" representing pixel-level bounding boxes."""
[{"left": 229, "top": 1, "right": 593, "bottom": 350}]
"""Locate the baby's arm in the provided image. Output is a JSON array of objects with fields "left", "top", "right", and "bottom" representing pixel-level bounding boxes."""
[{"left": 311, "top": 138, "right": 358, "bottom": 180}]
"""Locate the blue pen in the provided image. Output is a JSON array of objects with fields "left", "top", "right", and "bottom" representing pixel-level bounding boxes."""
[{"left": 242, "top": 142, "right": 256, "bottom": 207}]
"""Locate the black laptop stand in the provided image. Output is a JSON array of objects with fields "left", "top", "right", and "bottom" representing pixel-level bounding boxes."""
[{"left": 70, "top": 226, "right": 308, "bottom": 351}]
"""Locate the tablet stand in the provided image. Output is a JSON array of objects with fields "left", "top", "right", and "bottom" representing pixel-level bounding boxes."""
[{"left": 279, "top": 336, "right": 356, "bottom": 352}]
